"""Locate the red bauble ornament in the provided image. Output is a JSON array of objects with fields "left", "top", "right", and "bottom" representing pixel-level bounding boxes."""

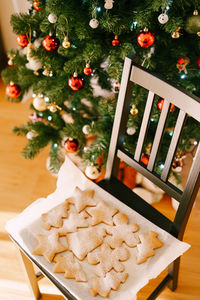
[
  {"left": 42, "top": 35, "right": 60, "bottom": 51},
  {"left": 33, "top": 0, "right": 41, "bottom": 11},
  {"left": 6, "top": 82, "right": 22, "bottom": 99},
  {"left": 177, "top": 58, "right": 185, "bottom": 65},
  {"left": 141, "top": 154, "right": 149, "bottom": 166},
  {"left": 68, "top": 73, "right": 84, "bottom": 91},
  {"left": 137, "top": 28, "right": 155, "bottom": 48},
  {"left": 16, "top": 34, "right": 28, "bottom": 47},
  {"left": 172, "top": 158, "right": 183, "bottom": 173},
  {"left": 83, "top": 64, "right": 93, "bottom": 75},
  {"left": 64, "top": 138, "right": 79, "bottom": 153},
  {"left": 112, "top": 35, "right": 120, "bottom": 46},
  {"left": 197, "top": 56, "right": 200, "bottom": 68},
  {"left": 157, "top": 98, "right": 175, "bottom": 112}
]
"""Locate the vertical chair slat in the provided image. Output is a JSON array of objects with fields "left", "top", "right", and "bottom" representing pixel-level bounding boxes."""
[
  {"left": 174, "top": 142, "right": 200, "bottom": 239},
  {"left": 105, "top": 57, "right": 134, "bottom": 180},
  {"left": 161, "top": 110, "right": 187, "bottom": 182},
  {"left": 147, "top": 99, "right": 170, "bottom": 171},
  {"left": 134, "top": 91, "right": 155, "bottom": 162}
]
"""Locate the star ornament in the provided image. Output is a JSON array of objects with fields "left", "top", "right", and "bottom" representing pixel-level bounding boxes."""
[
  {"left": 32, "top": 231, "right": 67, "bottom": 263},
  {"left": 86, "top": 200, "right": 118, "bottom": 226}
]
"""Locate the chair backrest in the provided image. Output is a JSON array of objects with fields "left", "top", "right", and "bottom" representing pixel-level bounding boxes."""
[{"left": 105, "top": 56, "right": 200, "bottom": 240}]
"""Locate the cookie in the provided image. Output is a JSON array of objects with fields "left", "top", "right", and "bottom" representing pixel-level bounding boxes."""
[
  {"left": 136, "top": 231, "right": 163, "bottom": 264},
  {"left": 67, "top": 227, "right": 106, "bottom": 260},
  {"left": 58, "top": 211, "right": 88, "bottom": 236},
  {"left": 106, "top": 213, "right": 139, "bottom": 248},
  {"left": 90, "top": 270, "right": 128, "bottom": 298},
  {"left": 41, "top": 200, "right": 69, "bottom": 230},
  {"left": 32, "top": 231, "right": 67, "bottom": 263},
  {"left": 69, "top": 187, "right": 96, "bottom": 213},
  {"left": 86, "top": 200, "right": 118, "bottom": 226},
  {"left": 53, "top": 252, "right": 87, "bottom": 282},
  {"left": 87, "top": 243, "right": 129, "bottom": 277}
]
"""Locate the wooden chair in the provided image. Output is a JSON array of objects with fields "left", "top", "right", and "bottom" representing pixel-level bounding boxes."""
[
  {"left": 10, "top": 56, "right": 200, "bottom": 300},
  {"left": 97, "top": 56, "right": 200, "bottom": 299}
]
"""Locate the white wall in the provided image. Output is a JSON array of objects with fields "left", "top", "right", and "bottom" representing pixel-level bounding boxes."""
[{"left": 0, "top": 0, "right": 30, "bottom": 51}]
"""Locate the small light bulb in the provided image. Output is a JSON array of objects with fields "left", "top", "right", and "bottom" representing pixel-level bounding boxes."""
[
  {"left": 95, "top": 6, "right": 101, "bottom": 12},
  {"left": 44, "top": 96, "right": 50, "bottom": 102},
  {"left": 194, "top": 140, "right": 198, "bottom": 145},
  {"left": 83, "top": 146, "right": 87, "bottom": 151},
  {"left": 160, "top": 164, "right": 164, "bottom": 170},
  {"left": 53, "top": 143, "right": 58, "bottom": 148},
  {"left": 169, "top": 130, "right": 174, "bottom": 136},
  {"left": 180, "top": 74, "right": 186, "bottom": 79},
  {"left": 48, "top": 116, "right": 53, "bottom": 121}
]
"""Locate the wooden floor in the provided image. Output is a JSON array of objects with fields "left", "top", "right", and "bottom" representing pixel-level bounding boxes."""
[{"left": 0, "top": 78, "right": 200, "bottom": 299}]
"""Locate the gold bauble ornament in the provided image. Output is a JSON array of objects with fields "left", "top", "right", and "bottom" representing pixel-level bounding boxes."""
[
  {"left": 185, "top": 10, "right": 200, "bottom": 34},
  {"left": 62, "top": 37, "right": 71, "bottom": 49},
  {"left": 47, "top": 103, "right": 62, "bottom": 113},
  {"left": 130, "top": 104, "right": 138, "bottom": 115},
  {"left": 172, "top": 31, "right": 180, "bottom": 39},
  {"left": 171, "top": 27, "right": 182, "bottom": 39}
]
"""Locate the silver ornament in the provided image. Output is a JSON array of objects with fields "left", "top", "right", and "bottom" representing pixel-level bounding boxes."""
[
  {"left": 89, "top": 18, "right": 99, "bottom": 29},
  {"left": 85, "top": 165, "right": 101, "bottom": 180},
  {"left": 26, "top": 130, "right": 36, "bottom": 140},
  {"left": 48, "top": 13, "right": 58, "bottom": 24},
  {"left": 33, "top": 96, "right": 47, "bottom": 111},
  {"left": 82, "top": 124, "right": 91, "bottom": 135},
  {"left": 158, "top": 13, "right": 169, "bottom": 24},
  {"left": 126, "top": 127, "right": 136, "bottom": 135}
]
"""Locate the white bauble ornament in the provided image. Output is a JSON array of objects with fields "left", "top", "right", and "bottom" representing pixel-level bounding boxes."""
[
  {"left": 48, "top": 13, "right": 57, "bottom": 23},
  {"left": 26, "top": 130, "right": 36, "bottom": 140},
  {"left": 89, "top": 18, "right": 99, "bottom": 29},
  {"left": 26, "top": 58, "right": 42, "bottom": 71},
  {"left": 104, "top": 0, "right": 114, "bottom": 10},
  {"left": 82, "top": 124, "right": 91, "bottom": 135},
  {"left": 33, "top": 96, "right": 47, "bottom": 111},
  {"left": 126, "top": 127, "right": 136, "bottom": 135},
  {"left": 33, "top": 38, "right": 43, "bottom": 49},
  {"left": 85, "top": 165, "right": 101, "bottom": 180},
  {"left": 158, "top": 13, "right": 169, "bottom": 24}
]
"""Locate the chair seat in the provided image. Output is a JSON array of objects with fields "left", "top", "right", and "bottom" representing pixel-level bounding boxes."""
[{"left": 97, "top": 177, "right": 176, "bottom": 237}]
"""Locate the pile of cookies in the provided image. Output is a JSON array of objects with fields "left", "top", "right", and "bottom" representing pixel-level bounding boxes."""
[{"left": 32, "top": 187, "right": 163, "bottom": 298}]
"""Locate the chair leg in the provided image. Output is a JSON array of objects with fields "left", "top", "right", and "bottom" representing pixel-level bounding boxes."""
[
  {"left": 167, "top": 257, "right": 180, "bottom": 291},
  {"left": 19, "top": 249, "right": 41, "bottom": 300}
]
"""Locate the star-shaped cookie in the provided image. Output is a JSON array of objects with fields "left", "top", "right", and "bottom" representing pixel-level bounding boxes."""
[
  {"left": 58, "top": 211, "right": 88, "bottom": 236},
  {"left": 106, "top": 213, "right": 139, "bottom": 248},
  {"left": 87, "top": 243, "right": 129, "bottom": 276},
  {"left": 86, "top": 200, "right": 118, "bottom": 226},
  {"left": 41, "top": 200, "right": 69, "bottom": 230},
  {"left": 53, "top": 252, "right": 87, "bottom": 282},
  {"left": 69, "top": 187, "right": 96, "bottom": 212},
  {"left": 32, "top": 231, "right": 67, "bottom": 263}
]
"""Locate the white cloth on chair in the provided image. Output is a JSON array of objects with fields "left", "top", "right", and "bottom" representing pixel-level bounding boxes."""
[{"left": 6, "top": 156, "right": 190, "bottom": 300}]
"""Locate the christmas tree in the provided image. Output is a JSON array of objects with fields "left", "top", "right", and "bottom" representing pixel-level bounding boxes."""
[{"left": 2, "top": 0, "right": 200, "bottom": 180}]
